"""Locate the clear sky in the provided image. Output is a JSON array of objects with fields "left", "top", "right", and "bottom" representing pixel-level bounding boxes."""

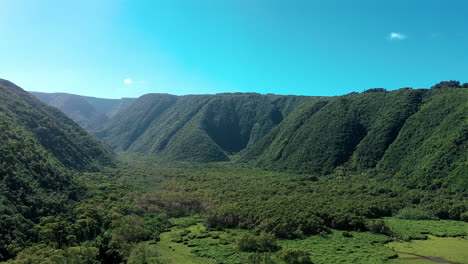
[{"left": 0, "top": 0, "right": 467, "bottom": 99}]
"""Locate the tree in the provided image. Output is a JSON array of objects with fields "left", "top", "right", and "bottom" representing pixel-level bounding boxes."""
[
  {"left": 110, "top": 215, "right": 148, "bottom": 257},
  {"left": 431, "top": 80, "right": 461, "bottom": 89},
  {"left": 127, "top": 243, "right": 162, "bottom": 264},
  {"left": 363, "top": 88, "right": 386, "bottom": 93}
]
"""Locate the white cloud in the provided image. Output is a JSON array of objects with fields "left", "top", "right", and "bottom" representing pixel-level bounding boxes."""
[
  {"left": 389, "top": 32, "right": 406, "bottom": 40},
  {"left": 123, "top": 78, "right": 133, "bottom": 84}
]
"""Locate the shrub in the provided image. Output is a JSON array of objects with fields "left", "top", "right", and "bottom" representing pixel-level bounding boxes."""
[
  {"left": 395, "top": 207, "right": 438, "bottom": 220},
  {"left": 238, "top": 233, "right": 279, "bottom": 252},
  {"left": 342, "top": 231, "right": 353, "bottom": 238},
  {"left": 365, "top": 219, "right": 392, "bottom": 235},
  {"left": 460, "top": 212, "right": 468, "bottom": 222}
]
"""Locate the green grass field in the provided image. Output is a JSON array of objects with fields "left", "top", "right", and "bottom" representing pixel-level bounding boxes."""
[
  {"left": 386, "top": 236, "right": 468, "bottom": 264},
  {"left": 385, "top": 218, "right": 468, "bottom": 264},
  {"left": 145, "top": 216, "right": 466, "bottom": 264}
]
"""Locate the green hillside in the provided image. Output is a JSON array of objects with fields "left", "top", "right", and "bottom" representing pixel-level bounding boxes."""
[
  {"left": 0, "top": 79, "right": 116, "bottom": 259},
  {"left": 96, "top": 93, "right": 313, "bottom": 162},
  {"left": 240, "top": 85, "right": 467, "bottom": 189},
  {"left": 31, "top": 91, "right": 135, "bottom": 131},
  {"left": 1, "top": 81, "right": 115, "bottom": 171}
]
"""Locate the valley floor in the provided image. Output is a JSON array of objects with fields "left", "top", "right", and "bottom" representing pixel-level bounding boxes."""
[
  {"left": 111, "top": 155, "right": 468, "bottom": 264},
  {"left": 141, "top": 216, "right": 468, "bottom": 264},
  {"left": 3, "top": 154, "right": 467, "bottom": 263}
]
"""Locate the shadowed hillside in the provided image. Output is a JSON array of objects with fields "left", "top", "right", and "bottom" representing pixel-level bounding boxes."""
[{"left": 96, "top": 93, "right": 314, "bottom": 162}]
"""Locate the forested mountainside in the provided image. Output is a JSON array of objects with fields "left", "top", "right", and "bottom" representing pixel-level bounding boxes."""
[
  {"left": 95, "top": 93, "right": 313, "bottom": 162},
  {"left": 240, "top": 85, "right": 468, "bottom": 189},
  {"left": 31, "top": 91, "right": 135, "bottom": 131},
  {"left": 0, "top": 79, "right": 116, "bottom": 259}
]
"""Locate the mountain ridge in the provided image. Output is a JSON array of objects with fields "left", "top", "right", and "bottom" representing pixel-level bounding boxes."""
[
  {"left": 239, "top": 86, "right": 467, "bottom": 189},
  {"left": 30, "top": 91, "right": 136, "bottom": 131},
  {"left": 95, "top": 92, "right": 315, "bottom": 162}
]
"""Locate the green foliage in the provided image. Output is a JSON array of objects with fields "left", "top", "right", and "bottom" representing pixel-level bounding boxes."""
[
  {"left": 144, "top": 214, "right": 170, "bottom": 241},
  {"left": 460, "top": 212, "right": 468, "bottom": 222},
  {"left": 363, "top": 88, "right": 386, "bottom": 93},
  {"left": 5, "top": 244, "right": 99, "bottom": 264},
  {"left": 431, "top": 80, "right": 462, "bottom": 89},
  {"left": 127, "top": 243, "right": 162, "bottom": 264},
  {"left": 240, "top": 88, "right": 426, "bottom": 174},
  {"left": 342, "top": 231, "right": 352, "bottom": 238},
  {"left": 365, "top": 219, "right": 392, "bottom": 235},
  {"left": 238, "top": 233, "right": 279, "bottom": 252},
  {"left": 129, "top": 162, "right": 467, "bottom": 241},
  {"left": 277, "top": 248, "right": 313, "bottom": 264},
  {"left": 0, "top": 79, "right": 120, "bottom": 260},
  {"left": 110, "top": 215, "right": 148, "bottom": 256},
  {"left": 246, "top": 253, "right": 276, "bottom": 264},
  {"left": 395, "top": 207, "right": 438, "bottom": 220},
  {"left": 0, "top": 79, "right": 114, "bottom": 171}
]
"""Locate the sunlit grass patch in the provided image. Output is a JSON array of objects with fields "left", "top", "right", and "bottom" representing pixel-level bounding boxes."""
[{"left": 386, "top": 235, "right": 468, "bottom": 264}]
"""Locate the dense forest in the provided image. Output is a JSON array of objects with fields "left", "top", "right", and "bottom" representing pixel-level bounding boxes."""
[
  {"left": 0, "top": 79, "right": 465, "bottom": 263},
  {"left": 0, "top": 79, "right": 115, "bottom": 260}
]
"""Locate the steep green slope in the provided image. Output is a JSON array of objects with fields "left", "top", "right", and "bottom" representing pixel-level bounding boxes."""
[
  {"left": 240, "top": 86, "right": 467, "bottom": 188},
  {"left": 0, "top": 112, "right": 73, "bottom": 258},
  {"left": 31, "top": 91, "right": 135, "bottom": 130},
  {"left": 0, "top": 79, "right": 116, "bottom": 258},
  {"left": 376, "top": 88, "right": 468, "bottom": 189},
  {"left": 96, "top": 93, "right": 313, "bottom": 162},
  {"left": 0, "top": 80, "right": 114, "bottom": 171}
]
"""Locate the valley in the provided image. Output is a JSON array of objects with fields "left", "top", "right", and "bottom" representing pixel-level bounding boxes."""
[
  {"left": 0, "top": 79, "right": 466, "bottom": 263},
  {"left": 3, "top": 1, "right": 467, "bottom": 263}
]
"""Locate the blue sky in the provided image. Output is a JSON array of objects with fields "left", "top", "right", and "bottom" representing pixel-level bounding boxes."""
[{"left": 0, "top": 0, "right": 467, "bottom": 99}]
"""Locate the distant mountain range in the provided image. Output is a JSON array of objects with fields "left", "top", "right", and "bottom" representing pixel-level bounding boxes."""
[
  {"left": 30, "top": 91, "right": 135, "bottom": 131},
  {"left": 30, "top": 81, "right": 467, "bottom": 190}
]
